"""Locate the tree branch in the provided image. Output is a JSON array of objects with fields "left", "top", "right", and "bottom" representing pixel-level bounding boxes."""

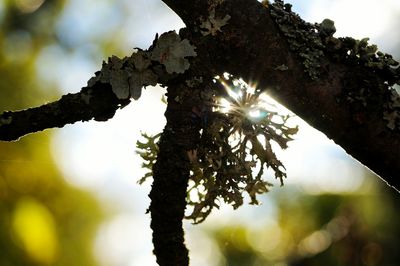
[
  {"left": 0, "top": 83, "right": 130, "bottom": 141},
  {"left": 149, "top": 74, "right": 209, "bottom": 265},
  {"left": 166, "top": 0, "right": 400, "bottom": 191}
]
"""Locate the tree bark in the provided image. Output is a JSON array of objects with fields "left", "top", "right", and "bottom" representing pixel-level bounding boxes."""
[
  {"left": 1, "top": 1, "right": 398, "bottom": 190},
  {"left": 149, "top": 78, "right": 205, "bottom": 265},
  {"left": 163, "top": 0, "right": 400, "bottom": 191},
  {"left": 0, "top": 84, "right": 129, "bottom": 141}
]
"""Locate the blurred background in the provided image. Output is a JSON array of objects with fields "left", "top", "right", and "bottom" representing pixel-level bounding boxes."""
[{"left": 0, "top": 0, "right": 399, "bottom": 265}]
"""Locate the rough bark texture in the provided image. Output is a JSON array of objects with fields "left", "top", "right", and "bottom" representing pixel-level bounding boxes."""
[
  {"left": 149, "top": 79, "right": 204, "bottom": 266},
  {"left": 163, "top": 0, "right": 400, "bottom": 191}
]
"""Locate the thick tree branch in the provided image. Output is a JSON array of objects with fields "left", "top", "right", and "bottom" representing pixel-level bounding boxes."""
[{"left": 166, "top": 0, "right": 400, "bottom": 191}]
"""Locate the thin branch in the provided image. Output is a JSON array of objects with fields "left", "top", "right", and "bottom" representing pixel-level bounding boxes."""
[
  {"left": 149, "top": 77, "right": 209, "bottom": 266},
  {"left": 0, "top": 83, "right": 129, "bottom": 141}
]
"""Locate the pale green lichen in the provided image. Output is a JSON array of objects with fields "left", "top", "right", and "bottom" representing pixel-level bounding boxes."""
[
  {"left": 87, "top": 51, "right": 158, "bottom": 100},
  {"left": 271, "top": 0, "right": 400, "bottom": 130},
  {"left": 150, "top": 31, "right": 197, "bottom": 74},
  {"left": 270, "top": 1, "right": 325, "bottom": 80},
  {"left": 136, "top": 132, "right": 161, "bottom": 185},
  {"left": 329, "top": 37, "right": 400, "bottom": 130},
  {"left": 185, "top": 76, "right": 298, "bottom": 223},
  {"left": 129, "top": 53, "right": 158, "bottom": 100},
  {"left": 137, "top": 75, "right": 298, "bottom": 223},
  {"left": 200, "top": 9, "right": 231, "bottom": 36}
]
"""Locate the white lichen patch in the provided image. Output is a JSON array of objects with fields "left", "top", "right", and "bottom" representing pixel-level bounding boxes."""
[
  {"left": 200, "top": 9, "right": 231, "bottom": 36},
  {"left": 150, "top": 31, "right": 197, "bottom": 74},
  {"left": 128, "top": 53, "right": 158, "bottom": 100},
  {"left": 87, "top": 52, "right": 158, "bottom": 100}
]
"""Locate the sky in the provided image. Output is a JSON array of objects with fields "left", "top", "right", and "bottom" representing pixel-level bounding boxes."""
[{"left": 20, "top": 0, "right": 400, "bottom": 265}]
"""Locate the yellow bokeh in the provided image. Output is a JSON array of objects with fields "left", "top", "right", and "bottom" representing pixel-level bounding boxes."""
[
  {"left": 15, "top": 0, "right": 45, "bottom": 13},
  {"left": 12, "top": 197, "right": 59, "bottom": 264}
]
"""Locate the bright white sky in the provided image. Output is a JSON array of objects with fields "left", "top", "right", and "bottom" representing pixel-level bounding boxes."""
[{"left": 36, "top": 0, "right": 400, "bottom": 265}]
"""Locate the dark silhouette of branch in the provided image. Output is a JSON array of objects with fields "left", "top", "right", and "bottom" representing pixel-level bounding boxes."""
[
  {"left": 149, "top": 80, "right": 203, "bottom": 265},
  {"left": 0, "top": 83, "right": 129, "bottom": 141}
]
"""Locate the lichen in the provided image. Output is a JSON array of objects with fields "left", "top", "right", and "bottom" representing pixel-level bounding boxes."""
[
  {"left": 150, "top": 31, "right": 197, "bottom": 74},
  {"left": 270, "top": 0, "right": 325, "bottom": 80},
  {"left": 129, "top": 53, "right": 158, "bottom": 99},
  {"left": 200, "top": 9, "right": 231, "bottom": 36},
  {"left": 137, "top": 75, "right": 298, "bottom": 224},
  {"left": 136, "top": 132, "right": 161, "bottom": 184},
  {"left": 185, "top": 76, "right": 298, "bottom": 223},
  {"left": 88, "top": 51, "right": 158, "bottom": 100},
  {"left": 324, "top": 33, "right": 400, "bottom": 130},
  {"left": 270, "top": 0, "right": 400, "bottom": 130}
]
